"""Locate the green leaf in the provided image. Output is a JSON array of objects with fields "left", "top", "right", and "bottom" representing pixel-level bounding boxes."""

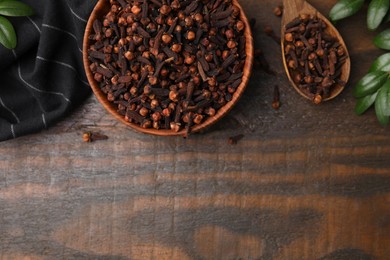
[
  {"left": 383, "top": 7, "right": 390, "bottom": 23},
  {"left": 353, "top": 71, "right": 388, "bottom": 97},
  {"left": 0, "top": 0, "right": 34, "bottom": 17},
  {"left": 375, "top": 81, "right": 390, "bottom": 125},
  {"left": 377, "top": 79, "right": 390, "bottom": 115},
  {"left": 0, "top": 15, "right": 16, "bottom": 49},
  {"left": 367, "top": 0, "right": 390, "bottom": 30},
  {"left": 375, "top": 104, "right": 389, "bottom": 125},
  {"left": 355, "top": 92, "right": 378, "bottom": 115},
  {"left": 369, "top": 52, "right": 390, "bottom": 72},
  {"left": 374, "top": 28, "right": 390, "bottom": 50},
  {"left": 329, "top": 0, "right": 365, "bottom": 22}
]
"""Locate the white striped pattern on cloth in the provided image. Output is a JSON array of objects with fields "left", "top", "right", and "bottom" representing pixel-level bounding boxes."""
[
  {"left": 67, "top": 3, "right": 88, "bottom": 23},
  {"left": 36, "top": 56, "right": 90, "bottom": 86},
  {"left": 27, "top": 16, "right": 41, "bottom": 33},
  {"left": 12, "top": 50, "right": 72, "bottom": 104},
  {"left": 42, "top": 24, "right": 83, "bottom": 53},
  {"left": 12, "top": 49, "right": 49, "bottom": 127},
  {"left": 0, "top": 0, "right": 96, "bottom": 141},
  {"left": 0, "top": 96, "right": 20, "bottom": 124},
  {"left": 42, "top": 113, "right": 47, "bottom": 128},
  {"left": 10, "top": 124, "right": 16, "bottom": 138}
]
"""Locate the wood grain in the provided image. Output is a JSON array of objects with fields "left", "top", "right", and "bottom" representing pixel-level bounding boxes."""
[{"left": 1, "top": 0, "right": 390, "bottom": 259}]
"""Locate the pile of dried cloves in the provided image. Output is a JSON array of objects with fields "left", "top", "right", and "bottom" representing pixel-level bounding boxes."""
[
  {"left": 283, "top": 14, "right": 347, "bottom": 104},
  {"left": 87, "top": 0, "right": 247, "bottom": 134}
]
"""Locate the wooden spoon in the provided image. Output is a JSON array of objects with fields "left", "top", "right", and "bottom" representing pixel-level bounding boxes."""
[{"left": 281, "top": 0, "right": 350, "bottom": 103}]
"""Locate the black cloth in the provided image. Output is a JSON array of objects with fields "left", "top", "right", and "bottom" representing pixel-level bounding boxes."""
[{"left": 0, "top": 0, "right": 98, "bottom": 141}]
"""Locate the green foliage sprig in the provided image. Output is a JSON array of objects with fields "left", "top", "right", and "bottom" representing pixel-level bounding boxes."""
[
  {"left": 0, "top": 0, "right": 34, "bottom": 49},
  {"left": 330, "top": 0, "right": 390, "bottom": 126}
]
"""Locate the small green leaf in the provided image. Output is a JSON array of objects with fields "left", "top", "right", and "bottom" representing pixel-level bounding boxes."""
[
  {"left": 377, "top": 79, "right": 390, "bottom": 115},
  {"left": 329, "top": 0, "right": 365, "bottom": 22},
  {"left": 0, "top": 0, "right": 33, "bottom": 17},
  {"left": 369, "top": 52, "right": 390, "bottom": 72},
  {"left": 355, "top": 92, "right": 378, "bottom": 115},
  {"left": 367, "top": 0, "right": 390, "bottom": 30},
  {"left": 353, "top": 71, "right": 388, "bottom": 97},
  {"left": 374, "top": 28, "right": 390, "bottom": 50},
  {"left": 0, "top": 1, "right": 34, "bottom": 17},
  {"left": 0, "top": 15, "right": 16, "bottom": 49},
  {"left": 375, "top": 82, "right": 390, "bottom": 125},
  {"left": 375, "top": 105, "right": 389, "bottom": 125}
]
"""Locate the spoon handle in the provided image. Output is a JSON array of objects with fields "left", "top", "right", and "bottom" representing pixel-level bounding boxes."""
[
  {"left": 283, "top": 0, "right": 305, "bottom": 11},
  {"left": 282, "top": 0, "right": 306, "bottom": 24}
]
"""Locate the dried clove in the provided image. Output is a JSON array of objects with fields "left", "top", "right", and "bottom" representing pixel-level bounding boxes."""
[
  {"left": 228, "top": 134, "right": 244, "bottom": 145},
  {"left": 82, "top": 131, "right": 108, "bottom": 142},
  {"left": 254, "top": 49, "right": 275, "bottom": 75},
  {"left": 272, "top": 85, "right": 280, "bottom": 110},
  {"left": 264, "top": 26, "right": 281, "bottom": 44},
  {"left": 283, "top": 15, "right": 348, "bottom": 103},
  {"left": 273, "top": 5, "right": 283, "bottom": 17}
]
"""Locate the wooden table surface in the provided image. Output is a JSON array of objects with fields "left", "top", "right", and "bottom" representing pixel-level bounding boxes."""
[{"left": 1, "top": 0, "right": 390, "bottom": 259}]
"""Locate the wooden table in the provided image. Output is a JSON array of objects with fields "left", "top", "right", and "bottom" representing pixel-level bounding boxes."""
[{"left": 1, "top": 0, "right": 389, "bottom": 259}]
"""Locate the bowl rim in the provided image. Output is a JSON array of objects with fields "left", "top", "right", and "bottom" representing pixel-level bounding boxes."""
[{"left": 83, "top": 0, "right": 254, "bottom": 136}]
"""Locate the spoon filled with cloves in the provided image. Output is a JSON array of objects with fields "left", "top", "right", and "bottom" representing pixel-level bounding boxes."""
[{"left": 281, "top": 0, "right": 350, "bottom": 104}]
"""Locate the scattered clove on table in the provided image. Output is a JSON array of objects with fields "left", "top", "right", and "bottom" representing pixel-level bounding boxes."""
[
  {"left": 228, "top": 134, "right": 244, "bottom": 145},
  {"left": 272, "top": 85, "right": 281, "bottom": 110},
  {"left": 254, "top": 49, "right": 275, "bottom": 75},
  {"left": 264, "top": 26, "right": 281, "bottom": 44},
  {"left": 273, "top": 5, "right": 283, "bottom": 17},
  {"left": 82, "top": 132, "right": 109, "bottom": 143}
]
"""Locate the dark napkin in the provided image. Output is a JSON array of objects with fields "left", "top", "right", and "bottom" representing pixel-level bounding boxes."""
[{"left": 0, "top": 0, "right": 98, "bottom": 141}]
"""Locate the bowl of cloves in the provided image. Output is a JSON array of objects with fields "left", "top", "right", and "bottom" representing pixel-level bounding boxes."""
[{"left": 83, "top": 0, "right": 253, "bottom": 136}]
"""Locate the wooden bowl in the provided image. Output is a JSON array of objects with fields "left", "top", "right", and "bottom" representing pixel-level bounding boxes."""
[{"left": 83, "top": 0, "right": 254, "bottom": 136}]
